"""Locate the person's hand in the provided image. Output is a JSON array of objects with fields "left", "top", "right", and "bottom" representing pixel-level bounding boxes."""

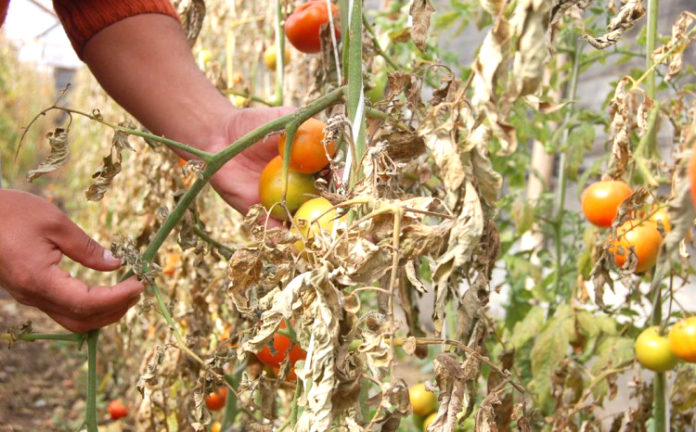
[
  {"left": 0, "top": 189, "right": 144, "bottom": 333},
  {"left": 207, "top": 106, "right": 295, "bottom": 218}
]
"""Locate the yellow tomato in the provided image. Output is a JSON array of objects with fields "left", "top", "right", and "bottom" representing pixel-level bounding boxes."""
[
  {"left": 263, "top": 44, "right": 291, "bottom": 70},
  {"left": 423, "top": 412, "right": 438, "bottom": 431},
  {"left": 634, "top": 326, "right": 677, "bottom": 372},
  {"left": 409, "top": 383, "right": 437, "bottom": 416},
  {"left": 291, "top": 197, "right": 338, "bottom": 252},
  {"left": 211, "top": 421, "right": 221, "bottom": 432}
]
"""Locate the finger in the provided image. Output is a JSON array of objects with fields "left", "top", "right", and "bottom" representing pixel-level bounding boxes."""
[
  {"left": 35, "top": 267, "right": 144, "bottom": 320},
  {"left": 49, "top": 215, "right": 122, "bottom": 271},
  {"left": 45, "top": 302, "right": 135, "bottom": 333}
]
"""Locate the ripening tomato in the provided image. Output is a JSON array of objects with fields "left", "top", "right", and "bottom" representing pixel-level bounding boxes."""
[
  {"left": 278, "top": 118, "right": 336, "bottom": 174},
  {"left": 263, "top": 44, "right": 291, "bottom": 70},
  {"left": 649, "top": 206, "right": 671, "bottom": 234},
  {"left": 211, "top": 421, "right": 222, "bottom": 432},
  {"left": 259, "top": 156, "right": 318, "bottom": 221},
  {"left": 423, "top": 412, "right": 438, "bottom": 432},
  {"left": 204, "top": 387, "right": 227, "bottom": 411},
  {"left": 284, "top": 0, "right": 340, "bottom": 54},
  {"left": 634, "top": 327, "right": 677, "bottom": 372},
  {"left": 108, "top": 399, "right": 128, "bottom": 420},
  {"left": 669, "top": 317, "right": 696, "bottom": 362},
  {"left": 608, "top": 219, "right": 662, "bottom": 273},
  {"left": 581, "top": 180, "right": 632, "bottom": 227},
  {"left": 409, "top": 383, "right": 437, "bottom": 416},
  {"left": 291, "top": 197, "right": 340, "bottom": 252},
  {"left": 256, "top": 320, "right": 307, "bottom": 368},
  {"left": 162, "top": 252, "right": 180, "bottom": 276}
]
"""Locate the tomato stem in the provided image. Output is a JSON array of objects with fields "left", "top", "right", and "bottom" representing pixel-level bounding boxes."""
[{"left": 85, "top": 330, "right": 99, "bottom": 432}]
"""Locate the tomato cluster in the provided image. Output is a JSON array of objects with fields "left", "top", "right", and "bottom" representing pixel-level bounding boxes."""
[
  {"left": 255, "top": 320, "right": 306, "bottom": 380},
  {"left": 259, "top": 118, "right": 335, "bottom": 221},
  {"left": 409, "top": 383, "right": 438, "bottom": 430},
  {"left": 635, "top": 318, "right": 696, "bottom": 372},
  {"left": 580, "top": 179, "right": 668, "bottom": 274}
]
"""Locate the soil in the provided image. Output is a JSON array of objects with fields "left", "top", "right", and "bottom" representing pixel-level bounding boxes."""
[{"left": 0, "top": 288, "right": 85, "bottom": 432}]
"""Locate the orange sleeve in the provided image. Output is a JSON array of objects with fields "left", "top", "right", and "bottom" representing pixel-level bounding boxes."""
[{"left": 53, "top": 0, "right": 180, "bottom": 59}]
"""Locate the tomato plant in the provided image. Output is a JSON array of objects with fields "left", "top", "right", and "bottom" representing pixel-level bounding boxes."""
[
  {"left": 204, "top": 387, "right": 227, "bottom": 411},
  {"left": 278, "top": 118, "right": 335, "bottom": 174},
  {"left": 409, "top": 383, "right": 437, "bottom": 416},
  {"left": 107, "top": 399, "right": 128, "bottom": 420},
  {"left": 263, "top": 44, "right": 291, "bottom": 70},
  {"left": 608, "top": 219, "right": 662, "bottom": 273},
  {"left": 258, "top": 155, "right": 318, "bottom": 220},
  {"left": 284, "top": 0, "right": 340, "bottom": 53},
  {"left": 256, "top": 320, "right": 306, "bottom": 368},
  {"left": 634, "top": 327, "right": 677, "bottom": 372},
  {"left": 291, "top": 197, "right": 340, "bottom": 252},
  {"left": 669, "top": 317, "right": 696, "bottom": 362},
  {"left": 580, "top": 180, "right": 632, "bottom": 228}
]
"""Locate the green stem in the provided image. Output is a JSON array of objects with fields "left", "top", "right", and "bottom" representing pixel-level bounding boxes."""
[
  {"left": 550, "top": 38, "right": 582, "bottom": 313},
  {"left": 225, "top": 89, "right": 274, "bottom": 107},
  {"left": 193, "top": 224, "right": 234, "bottom": 259},
  {"left": 221, "top": 366, "right": 244, "bottom": 430},
  {"left": 645, "top": 0, "right": 665, "bottom": 429},
  {"left": 273, "top": 0, "right": 285, "bottom": 106},
  {"left": 85, "top": 330, "right": 99, "bottom": 432},
  {"left": 344, "top": 0, "right": 366, "bottom": 187},
  {"left": 290, "top": 380, "right": 302, "bottom": 427}
]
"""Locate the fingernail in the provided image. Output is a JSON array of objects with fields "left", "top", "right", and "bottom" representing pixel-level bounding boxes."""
[{"left": 103, "top": 249, "right": 121, "bottom": 264}]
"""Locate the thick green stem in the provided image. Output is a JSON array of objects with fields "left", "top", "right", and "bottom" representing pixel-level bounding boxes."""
[
  {"left": 550, "top": 38, "right": 582, "bottom": 313},
  {"left": 344, "top": 0, "right": 366, "bottom": 187},
  {"left": 645, "top": 0, "right": 665, "bottom": 429},
  {"left": 85, "top": 330, "right": 99, "bottom": 432}
]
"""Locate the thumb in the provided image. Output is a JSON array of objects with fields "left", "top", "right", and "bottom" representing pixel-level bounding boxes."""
[{"left": 51, "top": 215, "right": 122, "bottom": 271}]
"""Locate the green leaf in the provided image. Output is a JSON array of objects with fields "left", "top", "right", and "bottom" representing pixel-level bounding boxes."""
[
  {"left": 529, "top": 306, "right": 575, "bottom": 405},
  {"left": 590, "top": 336, "right": 634, "bottom": 402},
  {"left": 511, "top": 307, "right": 545, "bottom": 350},
  {"left": 576, "top": 311, "right": 617, "bottom": 338}
]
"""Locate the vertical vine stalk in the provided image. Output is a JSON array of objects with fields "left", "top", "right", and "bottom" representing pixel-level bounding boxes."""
[
  {"left": 550, "top": 36, "right": 582, "bottom": 316},
  {"left": 85, "top": 330, "right": 99, "bottom": 432},
  {"left": 645, "top": 0, "right": 666, "bottom": 430},
  {"left": 274, "top": 0, "right": 285, "bottom": 106}
]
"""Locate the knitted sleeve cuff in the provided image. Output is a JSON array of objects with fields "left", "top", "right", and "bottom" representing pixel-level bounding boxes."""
[{"left": 53, "top": 0, "right": 180, "bottom": 59}]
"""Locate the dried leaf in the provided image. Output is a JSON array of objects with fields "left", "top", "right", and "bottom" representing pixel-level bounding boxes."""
[
  {"left": 511, "top": 0, "right": 551, "bottom": 96},
  {"left": 409, "top": 0, "right": 435, "bottom": 51},
  {"left": 26, "top": 128, "right": 69, "bottom": 182},
  {"left": 651, "top": 12, "right": 696, "bottom": 81},
  {"left": 86, "top": 125, "right": 135, "bottom": 201},
  {"left": 585, "top": 0, "right": 645, "bottom": 49}
]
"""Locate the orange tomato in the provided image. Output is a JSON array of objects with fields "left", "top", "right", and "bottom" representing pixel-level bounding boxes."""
[
  {"left": 204, "top": 387, "right": 227, "bottom": 411},
  {"left": 608, "top": 219, "right": 662, "bottom": 273},
  {"left": 291, "top": 197, "right": 339, "bottom": 252},
  {"left": 162, "top": 252, "right": 181, "bottom": 276},
  {"left": 278, "top": 118, "right": 335, "bottom": 174},
  {"left": 256, "top": 320, "right": 306, "bottom": 368},
  {"left": 669, "top": 317, "right": 696, "bottom": 362},
  {"left": 649, "top": 207, "right": 671, "bottom": 234},
  {"left": 581, "top": 180, "right": 632, "bottom": 228},
  {"left": 108, "top": 399, "right": 128, "bottom": 420},
  {"left": 284, "top": 0, "right": 340, "bottom": 54},
  {"left": 211, "top": 421, "right": 222, "bottom": 432},
  {"left": 258, "top": 156, "right": 318, "bottom": 221}
]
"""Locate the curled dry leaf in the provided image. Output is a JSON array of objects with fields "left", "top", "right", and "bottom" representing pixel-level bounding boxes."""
[
  {"left": 584, "top": 0, "right": 645, "bottom": 49},
  {"left": 511, "top": 0, "right": 551, "bottom": 97},
  {"left": 26, "top": 127, "right": 69, "bottom": 182},
  {"left": 86, "top": 124, "right": 135, "bottom": 201},
  {"left": 409, "top": 0, "right": 435, "bottom": 52},
  {"left": 652, "top": 12, "right": 696, "bottom": 82}
]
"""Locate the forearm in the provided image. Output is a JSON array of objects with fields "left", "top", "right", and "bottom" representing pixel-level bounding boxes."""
[{"left": 82, "top": 14, "right": 235, "bottom": 155}]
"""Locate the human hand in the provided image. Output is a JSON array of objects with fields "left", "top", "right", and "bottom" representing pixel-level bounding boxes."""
[
  {"left": 0, "top": 190, "right": 144, "bottom": 333},
  {"left": 207, "top": 106, "right": 295, "bottom": 219}
]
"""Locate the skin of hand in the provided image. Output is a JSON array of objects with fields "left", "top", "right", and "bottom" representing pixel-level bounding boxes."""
[
  {"left": 0, "top": 189, "right": 144, "bottom": 333},
  {"left": 81, "top": 14, "right": 294, "bottom": 218}
]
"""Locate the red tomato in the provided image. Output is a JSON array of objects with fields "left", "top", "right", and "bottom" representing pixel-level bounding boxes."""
[
  {"left": 256, "top": 321, "right": 306, "bottom": 367},
  {"left": 608, "top": 219, "right": 663, "bottom": 273},
  {"left": 258, "top": 156, "right": 318, "bottom": 221},
  {"left": 669, "top": 317, "right": 696, "bottom": 362},
  {"left": 581, "top": 180, "right": 632, "bottom": 227},
  {"left": 278, "top": 118, "right": 336, "bottom": 174},
  {"left": 108, "top": 399, "right": 128, "bottom": 420},
  {"left": 285, "top": 1, "right": 340, "bottom": 54},
  {"left": 204, "top": 387, "right": 227, "bottom": 411}
]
